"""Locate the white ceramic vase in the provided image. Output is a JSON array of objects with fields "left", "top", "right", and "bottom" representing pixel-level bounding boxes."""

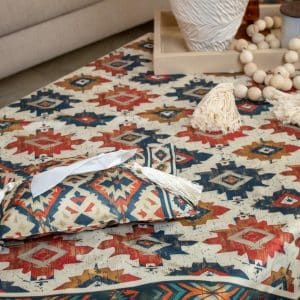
[{"left": 169, "top": 0, "right": 249, "bottom": 52}]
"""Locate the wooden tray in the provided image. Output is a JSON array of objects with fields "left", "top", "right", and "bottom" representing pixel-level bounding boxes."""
[{"left": 154, "top": 4, "right": 300, "bottom": 75}]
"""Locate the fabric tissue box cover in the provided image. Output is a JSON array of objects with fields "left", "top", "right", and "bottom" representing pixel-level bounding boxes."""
[{"left": 0, "top": 155, "right": 198, "bottom": 241}]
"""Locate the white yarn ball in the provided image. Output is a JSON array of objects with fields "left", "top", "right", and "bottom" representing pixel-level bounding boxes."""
[
  {"left": 264, "top": 74, "right": 273, "bottom": 86},
  {"left": 265, "top": 33, "right": 276, "bottom": 43},
  {"left": 263, "top": 86, "right": 276, "bottom": 99},
  {"left": 248, "top": 87, "right": 262, "bottom": 101},
  {"left": 253, "top": 70, "right": 267, "bottom": 84},
  {"left": 293, "top": 76, "right": 300, "bottom": 90},
  {"left": 246, "top": 24, "right": 259, "bottom": 37},
  {"left": 273, "top": 16, "right": 282, "bottom": 28},
  {"left": 247, "top": 43, "right": 258, "bottom": 51},
  {"left": 252, "top": 33, "right": 265, "bottom": 44},
  {"left": 244, "top": 62, "right": 258, "bottom": 77},
  {"left": 288, "top": 38, "right": 300, "bottom": 51},
  {"left": 255, "top": 19, "right": 266, "bottom": 31},
  {"left": 235, "top": 39, "right": 249, "bottom": 52},
  {"left": 284, "top": 51, "right": 299, "bottom": 64},
  {"left": 240, "top": 50, "right": 254, "bottom": 64},
  {"left": 273, "top": 66, "right": 290, "bottom": 79},
  {"left": 270, "top": 74, "right": 285, "bottom": 89},
  {"left": 234, "top": 84, "right": 248, "bottom": 99},
  {"left": 269, "top": 38, "right": 280, "bottom": 49},
  {"left": 283, "top": 63, "right": 296, "bottom": 78},
  {"left": 281, "top": 78, "right": 293, "bottom": 92},
  {"left": 264, "top": 16, "right": 274, "bottom": 29},
  {"left": 257, "top": 41, "right": 269, "bottom": 49}
]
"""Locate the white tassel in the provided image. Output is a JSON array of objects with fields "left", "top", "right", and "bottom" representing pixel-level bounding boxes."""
[
  {"left": 263, "top": 86, "right": 300, "bottom": 101},
  {"left": 191, "top": 83, "right": 241, "bottom": 134},
  {"left": 132, "top": 163, "right": 203, "bottom": 206},
  {"left": 271, "top": 97, "right": 300, "bottom": 127}
]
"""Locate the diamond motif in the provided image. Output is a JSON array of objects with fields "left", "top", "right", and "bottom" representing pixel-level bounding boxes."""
[
  {"left": 89, "top": 85, "right": 159, "bottom": 111},
  {"left": 18, "top": 243, "right": 67, "bottom": 268},
  {"left": 9, "top": 90, "right": 81, "bottom": 116},
  {"left": 166, "top": 79, "right": 216, "bottom": 104},
  {"left": 5, "top": 128, "right": 84, "bottom": 157},
  {"left": 228, "top": 227, "right": 275, "bottom": 250},
  {"left": 138, "top": 106, "right": 193, "bottom": 124},
  {"left": 99, "top": 225, "right": 196, "bottom": 267},
  {"left": 90, "top": 123, "right": 169, "bottom": 150},
  {"left": 55, "top": 74, "right": 110, "bottom": 92},
  {"left": 57, "top": 111, "right": 115, "bottom": 128},
  {"left": 131, "top": 71, "right": 185, "bottom": 85},
  {"left": 88, "top": 53, "right": 150, "bottom": 75},
  {"left": 234, "top": 140, "right": 299, "bottom": 161},
  {"left": 204, "top": 216, "right": 294, "bottom": 265},
  {"left": 254, "top": 188, "right": 300, "bottom": 216},
  {"left": 195, "top": 161, "right": 274, "bottom": 200}
]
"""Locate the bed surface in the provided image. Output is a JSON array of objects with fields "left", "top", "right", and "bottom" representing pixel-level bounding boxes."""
[{"left": 0, "top": 33, "right": 299, "bottom": 299}]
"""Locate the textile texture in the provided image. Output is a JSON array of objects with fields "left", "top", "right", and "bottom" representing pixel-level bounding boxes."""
[
  {"left": 0, "top": 147, "right": 198, "bottom": 240},
  {"left": 0, "top": 33, "right": 299, "bottom": 299}
]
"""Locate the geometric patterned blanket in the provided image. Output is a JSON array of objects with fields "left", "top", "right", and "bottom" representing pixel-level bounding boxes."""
[{"left": 0, "top": 33, "right": 299, "bottom": 299}]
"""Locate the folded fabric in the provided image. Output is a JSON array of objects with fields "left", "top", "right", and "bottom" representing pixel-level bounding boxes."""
[
  {"left": 31, "top": 150, "right": 137, "bottom": 197},
  {"left": 0, "top": 156, "right": 199, "bottom": 241}
]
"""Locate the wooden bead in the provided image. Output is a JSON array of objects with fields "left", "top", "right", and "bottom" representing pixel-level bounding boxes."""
[
  {"left": 264, "top": 16, "right": 274, "bottom": 29},
  {"left": 283, "top": 63, "right": 296, "bottom": 78},
  {"left": 244, "top": 62, "right": 258, "bottom": 77},
  {"left": 234, "top": 84, "right": 248, "bottom": 99},
  {"left": 273, "top": 16, "right": 282, "bottom": 28},
  {"left": 293, "top": 76, "right": 300, "bottom": 90},
  {"left": 284, "top": 50, "right": 299, "bottom": 64},
  {"left": 247, "top": 43, "right": 258, "bottom": 51},
  {"left": 288, "top": 38, "right": 300, "bottom": 51},
  {"left": 273, "top": 66, "right": 290, "bottom": 79},
  {"left": 235, "top": 39, "right": 248, "bottom": 52},
  {"left": 255, "top": 19, "right": 267, "bottom": 31},
  {"left": 248, "top": 87, "right": 262, "bottom": 101},
  {"left": 252, "top": 33, "right": 265, "bottom": 44},
  {"left": 240, "top": 50, "right": 254, "bottom": 64},
  {"left": 269, "top": 38, "right": 280, "bottom": 49},
  {"left": 265, "top": 33, "right": 276, "bottom": 43},
  {"left": 281, "top": 78, "right": 293, "bottom": 92},
  {"left": 264, "top": 74, "right": 273, "bottom": 86},
  {"left": 246, "top": 24, "right": 259, "bottom": 37},
  {"left": 257, "top": 41, "right": 269, "bottom": 49},
  {"left": 270, "top": 74, "right": 285, "bottom": 89},
  {"left": 253, "top": 70, "right": 267, "bottom": 84}
]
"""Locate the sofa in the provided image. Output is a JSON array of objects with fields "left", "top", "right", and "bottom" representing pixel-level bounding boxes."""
[{"left": 0, "top": 0, "right": 170, "bottom": 80}]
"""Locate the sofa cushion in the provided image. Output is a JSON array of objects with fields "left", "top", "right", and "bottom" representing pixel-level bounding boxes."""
[{"left": 0, "top": 0, "right": 102, "bottom": 37}]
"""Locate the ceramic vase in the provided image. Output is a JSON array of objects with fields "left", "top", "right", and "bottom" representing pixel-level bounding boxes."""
[{"left": 169, "top": 0, "right": 249, "bottom": 52}]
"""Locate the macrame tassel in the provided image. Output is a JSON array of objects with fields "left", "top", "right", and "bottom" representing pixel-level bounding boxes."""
[
  {"left": 263, "top": 86, "right": 299, "bottom": 101},
  {"left": 133, "top": 163, "right": 203, "bottom": 206},
  {"left": 271, "top": 96, "right": 300, "bottom": 127},
  {"left": 191, "top": 83, "right": 241, "bottom": 134}
]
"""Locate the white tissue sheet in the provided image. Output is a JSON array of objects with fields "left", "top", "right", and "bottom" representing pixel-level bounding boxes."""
[{"left": 31, "top": 150, "right": 136, "bottom": 198}]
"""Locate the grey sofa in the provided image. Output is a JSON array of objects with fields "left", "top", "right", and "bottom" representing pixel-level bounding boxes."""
[{"left": 0, "top": 0, "right": 169, "bottom": 79}]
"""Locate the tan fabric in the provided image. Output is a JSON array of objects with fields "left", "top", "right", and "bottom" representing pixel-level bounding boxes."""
[
  {"left": 0, "top": 0, "right": 102, "bottom": 37},
  {"left": 0, "top": 0, "right": 170, "bottom": 80}
]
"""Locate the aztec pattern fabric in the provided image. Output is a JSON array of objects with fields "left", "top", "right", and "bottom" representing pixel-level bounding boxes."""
[
  {"left": 0, "top": 153, "right": 197, "bottom": 240},
  {"left": 0, "top": 33, "right": 299, "bottom": 299}
]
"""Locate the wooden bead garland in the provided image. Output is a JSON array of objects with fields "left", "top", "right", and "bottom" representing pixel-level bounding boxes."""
[{"left": 233, "top": 15, "right": 299, "bottom": 101}]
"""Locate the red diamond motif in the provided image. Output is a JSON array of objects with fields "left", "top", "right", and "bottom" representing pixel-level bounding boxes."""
[
  {"left": 31, "top": 248, "right": 57, "bottom": 261},
  {"left": 241, "top": 231, "right": 267, "bottom": 243}
]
